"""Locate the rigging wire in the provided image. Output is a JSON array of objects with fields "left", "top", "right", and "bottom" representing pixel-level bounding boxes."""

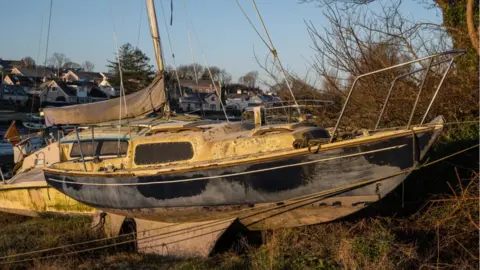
[
  {"left": 1, "top": 140, "right": 477, "bottom": 264},
  {"left": 250, "top": 0, "right": 300, "bottom": 115},
  {"left": 183, "top": 0, "right": 230, "bottom": 121},
  {"left": 30, "top": 0, "right": 47, "bottom": 134},
  {"left": 108, "top": 2, "right": 128, "bottom": 154},
  {"left": 182, "top": 0, "right": 200, "bottom": 87},
  {"left": 234, "top": 0, "right": 271, "bottom": 51},
  {"left": 42, "top": 0, "right": 53, "bottom": 79},
  {"left": 234, "top": 0, "right": 301, "bottom": 116},
  {"left": 113, "top": 31, "right": 126, "bottom": 155},
  {"left": 135, "top": 0, "right": 144, "bottom": 49},
  {"left": 159, "top": 0, "right": 183, "bottom": 98}
]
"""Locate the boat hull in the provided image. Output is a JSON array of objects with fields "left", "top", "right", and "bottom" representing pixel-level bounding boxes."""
[
  {"left": 45, "top": 125, "right": 442, "bottom": 229},
  {"left": 0, "top": 169, "right": 95, "bottom": 217}
]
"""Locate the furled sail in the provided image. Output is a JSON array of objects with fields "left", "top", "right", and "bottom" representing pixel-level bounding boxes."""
[{"left": 43, "top": 75, "right": 166, "bottom": 127}]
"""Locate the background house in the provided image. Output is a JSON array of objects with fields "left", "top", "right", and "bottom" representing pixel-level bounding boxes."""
[
  {"left": 179, "top": 79, "right": 219, "bottom": 93},
  {"left": 0, "top": 59, "right": 22, "bottom": 72},
  {"left": 226, "top": 93, "right": 250, "bottom": 111},
  {"left": 62, "top": 70, "right": 118, "bottom": 97},
  {"left": 62, "top": 70, "right": 103, "bottom": 83},
  {"left": 2, "top": 74, "right": 43, "bottom": 93},
  {"left": 11, "top": 67, "right": 56, "bottom": 80},
  {"left": 39, "top": 80, "right": 109, "bottom": 106},
  {"left": 39, "top": 80, "right": 78, "bottom": 104},
  {"left": 179, "top": 92, "right": 222, "bottom": 112}
]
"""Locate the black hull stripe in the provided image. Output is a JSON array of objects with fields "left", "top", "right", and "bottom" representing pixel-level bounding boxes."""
[{"left": 46, "top": 144, "right": 406, "bottom": 186}]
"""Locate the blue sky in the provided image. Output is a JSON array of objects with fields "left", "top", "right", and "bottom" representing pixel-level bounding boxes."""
[{"left": 0, "top": 0, "right": 442, "bottom": 85}]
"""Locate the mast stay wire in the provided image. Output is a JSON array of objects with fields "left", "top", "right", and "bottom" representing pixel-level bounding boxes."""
[
  {"left": 135, "top": 0, "right": 143, "bottom": 49},
  {"left": 108, "top": 2, "right": 128, "bottom": 154},
  {"left": 159, "top": 0, "right": 183, "bottom": 98},
  {"left": 182, "top": 0, "right": 200, "bottom": 87},
  {"left": 30, "top": 0, "right": 47, "bottom": 134},
  {"left": 184, "top": 5, "right": 230, "bottom": 122},
  {"left": 234, "top": 0, "right": 301, "bottom": 115},
  {"left": 182, "top": 0, "right": 205, "bottom": 117},
  {"left": 42, "top": 0, "right": 53, "bottom": 79}
]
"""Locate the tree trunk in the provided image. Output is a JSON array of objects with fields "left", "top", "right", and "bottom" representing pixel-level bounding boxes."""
[{"left": 466, "top": 0, "right": 479, "bottom": 55}]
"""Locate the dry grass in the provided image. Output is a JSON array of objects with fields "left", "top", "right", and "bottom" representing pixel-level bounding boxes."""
[{"left": 0, "top": 170, "right": 477, "bottom": 270}]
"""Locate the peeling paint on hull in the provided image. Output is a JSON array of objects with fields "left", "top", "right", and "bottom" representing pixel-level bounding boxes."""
[{"left": 45, "top": 128, "right": 440, "bottom": 229}]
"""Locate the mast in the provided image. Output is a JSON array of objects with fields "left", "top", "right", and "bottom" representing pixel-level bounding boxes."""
[{"left": 145, "top": 0, "right": 170, "bottom": 112}]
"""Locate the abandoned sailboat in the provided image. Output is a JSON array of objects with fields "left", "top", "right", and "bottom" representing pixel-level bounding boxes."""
[{"left": 42, "top": 0, "right": 465, "bottom": 230}]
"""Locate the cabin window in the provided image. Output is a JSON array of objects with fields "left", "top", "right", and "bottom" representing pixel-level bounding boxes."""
[
  {"left": 70, "top": 141, "right": 100, "bottom": 157},
  {"left": 134, "top": 142, "right": 194, "bottom": 165},
  {"left": 70, "top": 140, "right": 128, "bottom": 158},
  {"left": 100, "top": 141, "right": 129, "bottom": 156}
]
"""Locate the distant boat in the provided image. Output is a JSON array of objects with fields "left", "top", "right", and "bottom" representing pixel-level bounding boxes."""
[{"left": 22, "top": 113, "right": 46, "bottom": 130}]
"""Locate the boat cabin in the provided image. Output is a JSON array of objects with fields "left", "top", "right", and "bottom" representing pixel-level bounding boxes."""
[{"left": 52, "top": 120, "right": 331, "bottom": 173}]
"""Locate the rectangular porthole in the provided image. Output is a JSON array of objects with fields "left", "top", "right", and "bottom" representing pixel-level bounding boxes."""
[{"left": 134, "top": 142, "right": 194, "bottom": 165}]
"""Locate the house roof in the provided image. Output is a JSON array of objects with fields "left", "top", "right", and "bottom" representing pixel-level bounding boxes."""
[
  {"left": 226, "top": 93, "right": 249, "bottom": 100},
  {"left": 54, "top": 80, "right": 77, "bottom": 96},
  {"left": 100, "top": 72, "right": 114, "bottom": 79},
  {"left": 69, "top": 71, "right": 104, "bottom": 81},
  {"left": 89, "top": 87, "right": 108, "bottom": 98},
  {"left": 14, "top": 67, "right": 55, "bottom": 78},
  {"left": 5, "top": 74, "right": 33, "bottom": 86},
  {"left": 0, "top": 59, "right": 22, "bottom": 70},
  {"left": 179, "top": 79, "right": 218, "bottom": 90}
]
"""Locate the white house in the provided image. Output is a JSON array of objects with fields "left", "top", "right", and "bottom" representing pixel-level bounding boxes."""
[
  {"left": 39, "top": 80, "right": 78, "bottom": 104},
  {"left": 202, "top": 93, "right": 221, "bottom": 111},
  {"left": 63, "top": 70, "right": 118, "bottom": 97},
  {"left": 39, "top": 80, "right": 109, "bottom": 105}
]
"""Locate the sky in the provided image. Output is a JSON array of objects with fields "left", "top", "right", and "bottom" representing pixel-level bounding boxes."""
[{"left": 0, "top": 0, "right": 442, "bottom": 87}]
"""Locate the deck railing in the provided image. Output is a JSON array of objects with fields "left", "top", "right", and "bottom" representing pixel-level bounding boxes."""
[{"left": 329, "top": 50, "right": 466, "bottom": 143}]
